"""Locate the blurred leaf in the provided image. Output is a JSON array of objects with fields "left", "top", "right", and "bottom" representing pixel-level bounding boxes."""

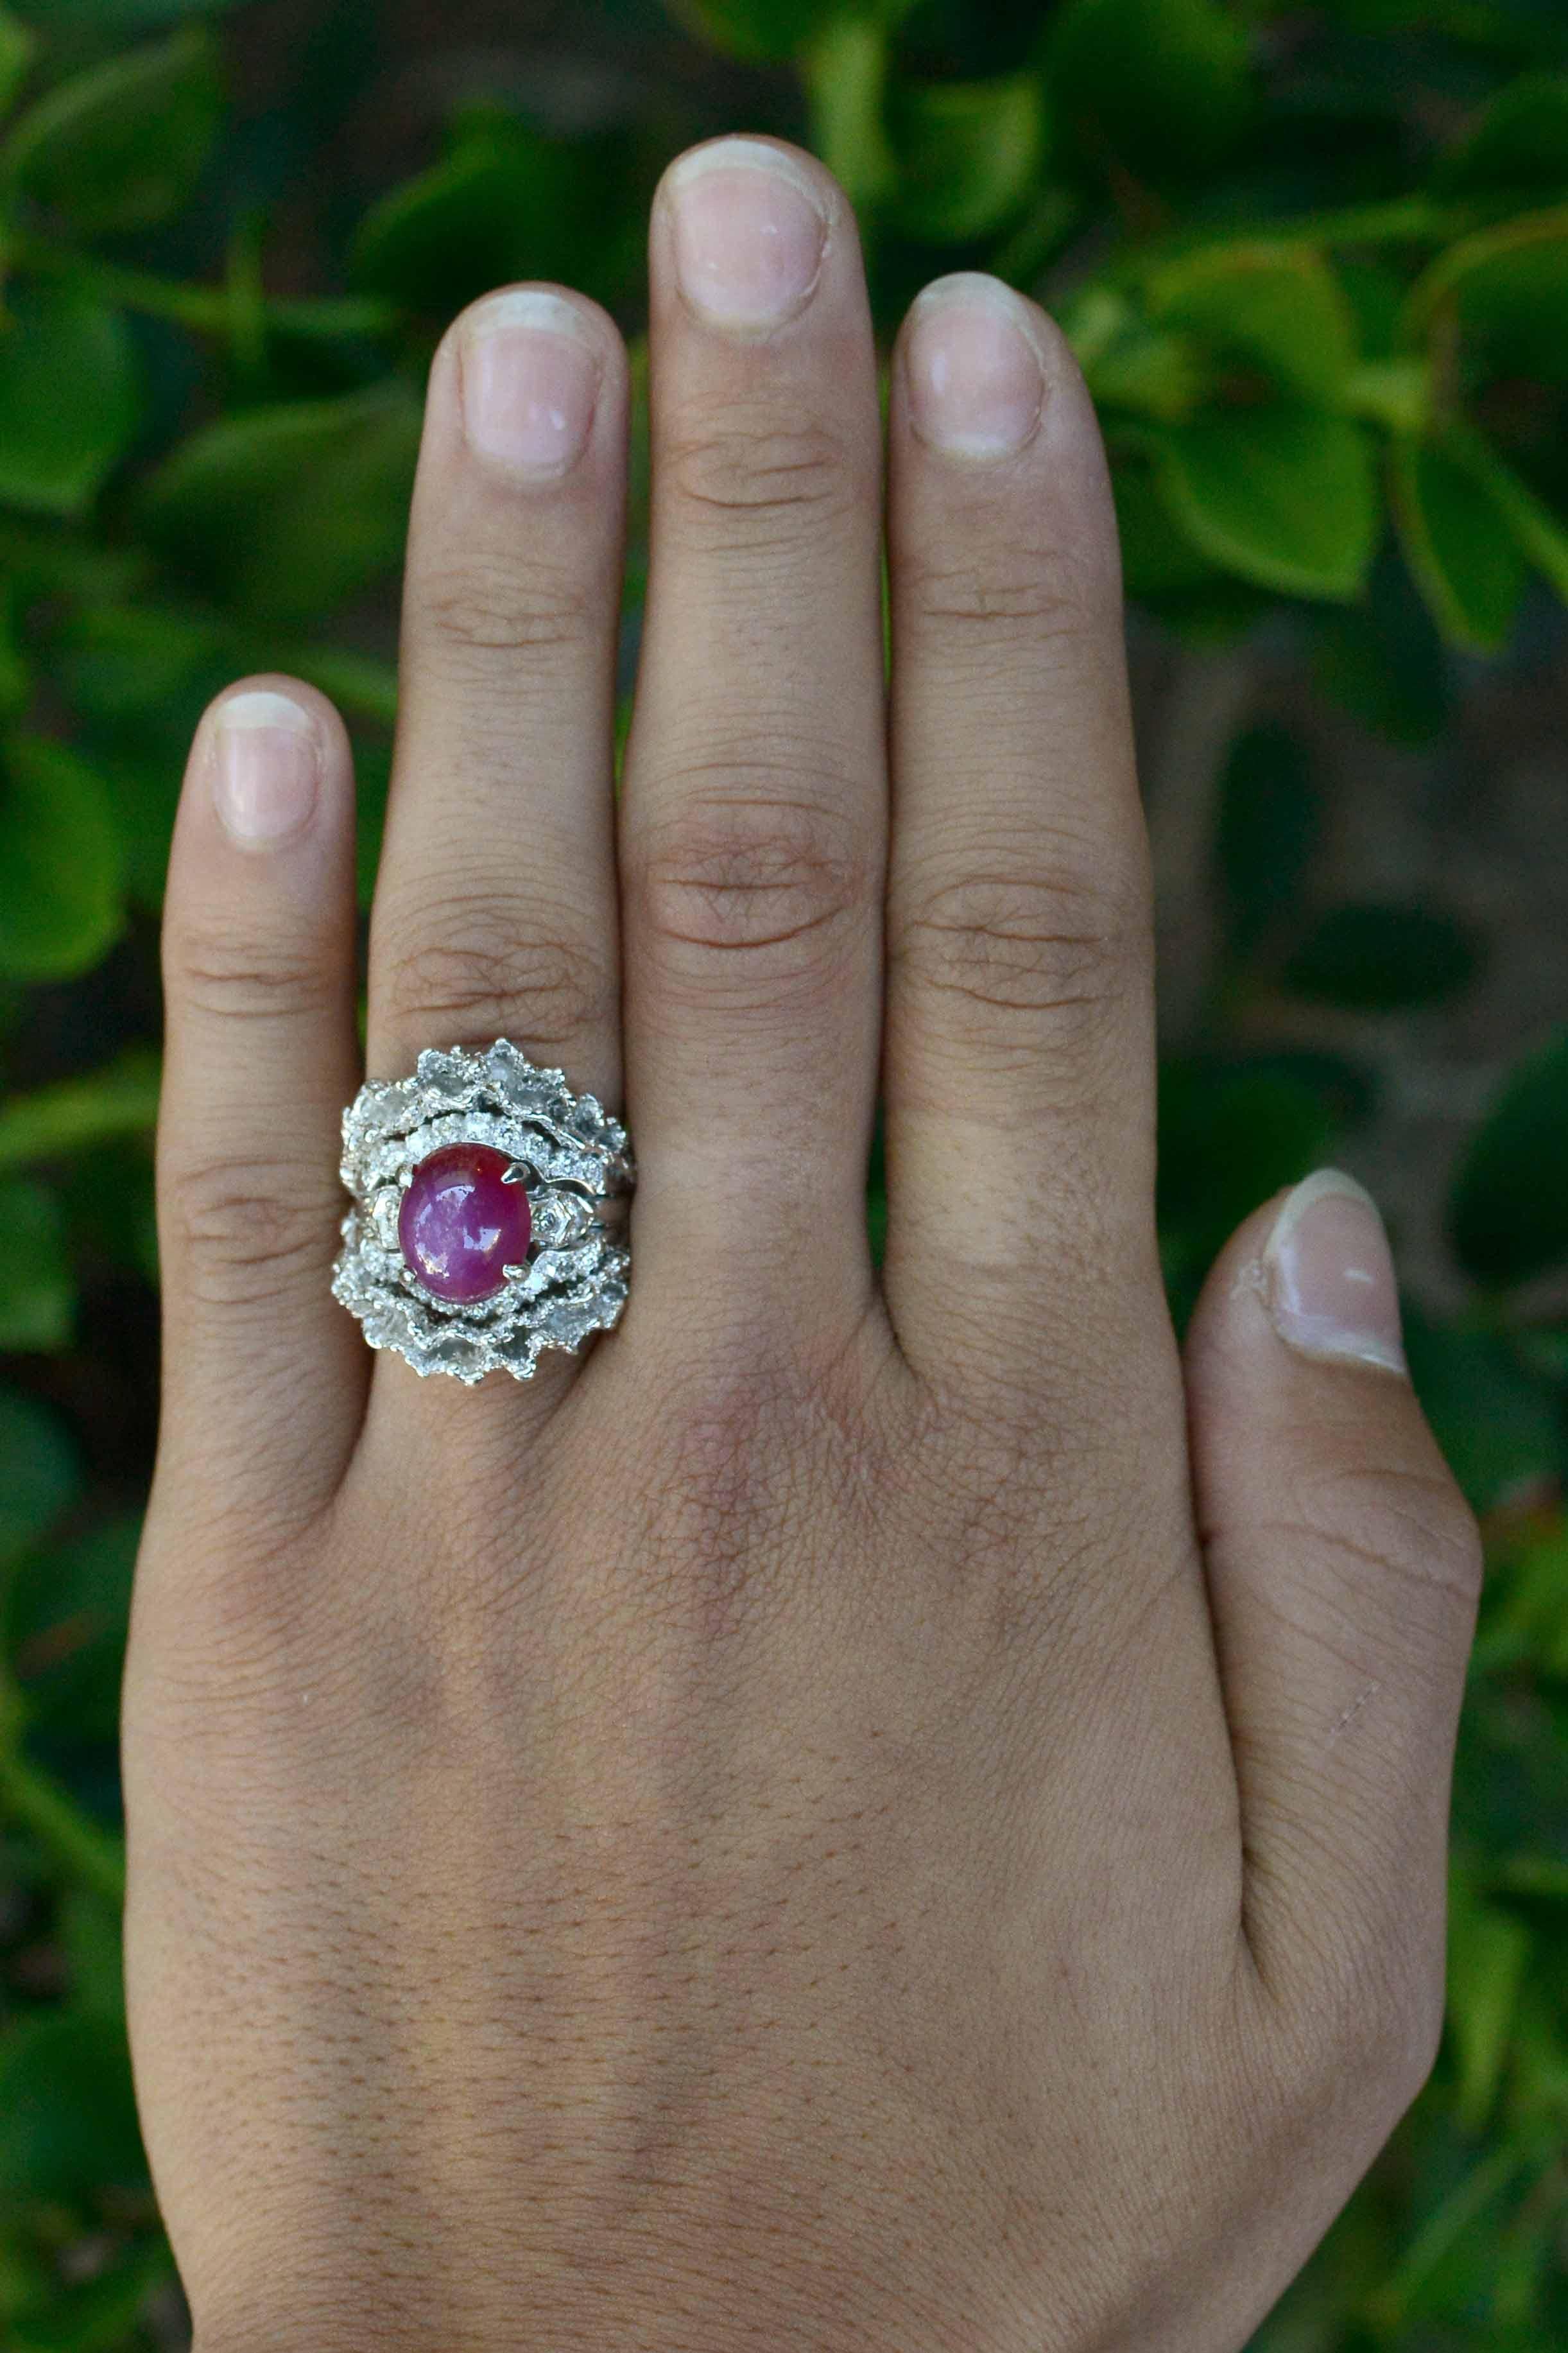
[
  {"left": 1447, "top": 1866, "right": 1532, "bottom": 2130},
  {"left": 1113, "top": 455, "right": 1225, "bottom": 594},
  {"left": 1283, "top": 899, "right": 1479, "bottom": 1011},
  {"left": 0, "top": 1048, "right": 160, "bottom": 1172},
  {"left": 0, "top": 1389, "right": 78, "bottom": 1570},
  {"left": 1449, "top": 1025, "right": 1568, "bottom": 1286},
  {"left": 1404, "top": 1305, "right": 1563, "bottom": 1509},
  {"left": 12, "top": 0, "right": 236, "bottom": 19},
  {"left": 1147, "top": 241, "right": 1358, "bottom": 404},
  {"left": 667, "top": 0, "right": 852, "bottom": 62},
  {"left": 1312, "top": 548, "right": 1452, "bottom": 746},
  {"left": 888, "top": 74, "right": 1046, "bottom": 243},
  {"left": 0, "top": 736, "right": 124, "bottom": 983},
  {"left": 0, "top": 5, "right": 35, "bottom": 114},
  {"left": 1153, "top": 408, "right": 1378, "bottom": 600},
  {"left": 0, "top": 283, "right": 142, "bottom": 517},
  {"left": 1159, "top": 1052, "right": 1350, "bottom": 1318},
  {"left": 1044, "top": 0, "right": 1252, "bottom": 189},
  {"left": 1435, "top": 74, "right": 1568, "bottom": 202},
  {"left": 0, "top": 1176, "right": 71, "bottom": 1351},
  {"left": 1390, "top": 431, "right": 1529, "bottom": 652},
  {"left": 1409, "top": 206, "right": 1568, "bottom": 387},
  {"left": 1214, "top": 721, "right": 1322, "bottom": 962},
  {"left": 137, "top": 381, "right": 422, "bottom": 621},
  {"left": 11, "top": 2238, "right": 174, "bottom": 2353},
  {"left": 0, "top": 2008, "right": 146, "bottom": 2202},
  {"left": 1455, "top": 427, "right": 1568, "bottom": 602},
  {"left": 8, "top": 1511, "right": 139, "bottom": 1741},
  {"left": 11, "top": 2241, "right": 166, "bottom": 2353},
  {"left": 349, "top": 114, "right": 619, "bottom": 314},
  {"left": 1, "top": 26, "right": 221, "bottom": 236},
  {"left": 60, "top": 1884, "right": 126, "bottom": 2024}
]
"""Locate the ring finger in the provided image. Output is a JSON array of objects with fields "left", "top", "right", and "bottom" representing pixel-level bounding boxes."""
[{"left": 361, "top": 284, "right": 630, "bottom": 1407}]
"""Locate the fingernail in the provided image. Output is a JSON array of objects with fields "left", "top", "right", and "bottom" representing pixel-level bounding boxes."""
[
  {"left": 1262, "top": 1169, "right": 1408, "bottom": 1376},
  {"left": 665, "top": 137, "right": 827, "bottom": 331},
  {"left": 211, "top": 690, "right": 319, "bottom": 849},
  {"left": 459, "top": 290, "right": 602, "bottom": 476},
  {"left": 904, "top": 275, "right": 1047, "bottom": 459}
]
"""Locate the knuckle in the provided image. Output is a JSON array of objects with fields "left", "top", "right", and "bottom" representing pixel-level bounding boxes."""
[
  {"left": 663, "top": 399, "right": 857, "bottom": 555},
  {"left": 167, "top": 919, "right": 338, "bottom": 1025},
  {"left": 891, "top": 851, "right": 1147, "bottom": 1042},
  {"left": 1296, "top": 1922, "right": 1448, "bottom": 2134},
  {"left": 632, "top": 786, "right": 869, "bottom": 969},
  {"left": 417, "top": 551, "right": 597, "bottom": 663},
  {"left": 379, "top": 894, "right": 616, "bottom": 1049},
  {"left": 164, "top": 1154, "right": 333, "bottom": 1308},
  {"left": 901, "top": 534, "right": 1110, "bottom": 657},
  {"left": 1295, "top": 1462, "right": 1485, "bottom": 1632}
]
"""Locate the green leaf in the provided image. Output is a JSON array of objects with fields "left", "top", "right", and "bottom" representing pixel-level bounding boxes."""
[
  {"left": 0, "top": 1048, "right": 160, "bottom": 1172},
  {"left": 12, "top": 2239, "right": 173, "bottom": 2353},
  {"left": 1311, "top": 548, "right": 1451, "bottom": 747},
  {"left": 1214, "top": 722, "right": 1322, "bottom": 962},
  {"left": 1282, "top": 899, "right": 1479, "bottom": 1011},
  {"left": 1446, "top": 1870, "right": 1531, "bottom": 2131},
  {"left": 1403, "top": 1307, "right": 1563, "bottom": 1510},
  {"left": 0, "top": 1176, "right": 71, "bottom": 1351},
  {"left": 888, "top": 74, "right": 1046, "bottom": 244},
  {"left": 138, "top": 382, "right": 422, "bottom": 621},
  {"left": 1454, "top": 430, "right": 1568, "bottom": 605},
  {"left": 1390, "top": 433, "right": 1529, "bottom": 654},
  {"left": 0, "top": 1389, "right": 78, "bottom": 1570},
  {"left": 1449, "top": 1025, "right": 1568, "bottom": 1286},
  {"left": 666, "top": 0, "right": 852, "bottom": 62},
  {"left": 349, "top": 116, "right": 619, "bottom": 314},
  {"left": 1153, "top": 407, "right": 1378, "bottom": 601},
  {"left": 1044, "top": 0, "right": 1252, "bottom": 189},
  {"left": 1147, "top": 241, "right": 1359, "bottom": 404},
  {"left": 0, "top": 5, "right": 36, "bottom": 114},
  {"left": 1113, "top": 456, "right": 1225, "bottom": 595},
  {"left": 1408, "top": 207, "right": 1568, "bottom": 388},
  {"left": 2, "top": 26, "right": 221, "bottom": 236},
  {"left": 0, "top": 284, "right": 143, "bottom": 517},
  {"left": 0, "top": 2009, "right": 147, "bottom": 2203},
  {"left": 8, "top": 1512, "right": 139, "bottom": 1741},
  {"left": 0, "top": 737, "right": 124, "bottom": 983},
  {"left": 1435, "top": 74, "right": 1568, "bottom": 203}
]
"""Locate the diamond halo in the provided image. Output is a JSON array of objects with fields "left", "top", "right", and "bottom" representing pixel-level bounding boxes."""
[{"left": 331, "top": 1039, "right": 633, "bottom": 1383}]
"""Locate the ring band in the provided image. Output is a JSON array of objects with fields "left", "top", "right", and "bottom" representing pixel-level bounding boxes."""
[{"left": 332, "top": 1039, "right": 633, "bottom": 1383}]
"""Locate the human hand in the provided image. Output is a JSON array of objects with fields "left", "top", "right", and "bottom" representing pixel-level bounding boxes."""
[{"left": 125, "top": 135, "right": 1482, "bottom": 2352}]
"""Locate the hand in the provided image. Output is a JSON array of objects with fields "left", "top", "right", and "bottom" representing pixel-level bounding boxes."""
[{"left": 125, "top": 135, "right": 1481, "bottom": 2352}]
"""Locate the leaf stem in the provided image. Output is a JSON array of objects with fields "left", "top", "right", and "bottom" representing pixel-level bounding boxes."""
[
  {"left": 0, "top": 1750, "right": 126, "bottom": 1907},
  {"left": 10, "top": 230, "right": 401, "bottom": 339}
]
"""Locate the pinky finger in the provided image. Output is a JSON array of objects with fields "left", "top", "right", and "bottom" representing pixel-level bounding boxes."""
[{"left": 153, "top": 675, "right": 364, "bottom": 1543}]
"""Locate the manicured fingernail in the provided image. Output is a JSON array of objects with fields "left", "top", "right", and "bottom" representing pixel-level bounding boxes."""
[
  {"left": 459, "top": 290, "right": 602, "bottom": 476},
  {"left": 211, "top": 690, "right": 319, "bottom": 849},
  {"left": 665, "top": 137, "right": 827, "bottom": 331},
  {"left": 1263, "top": 1169, "right": 1408, "bottom": 1376},
  {"left": 904, "top": 274, "right": 1047, "bottom": 459}
]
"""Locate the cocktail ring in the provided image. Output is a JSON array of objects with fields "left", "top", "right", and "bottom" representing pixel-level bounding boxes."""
[{"left": 331, "top": 1039, "right": 633, "bottom": 1383}]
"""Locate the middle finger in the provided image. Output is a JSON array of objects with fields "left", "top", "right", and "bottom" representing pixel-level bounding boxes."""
[{"left": 619, "top": 139, "right": 887, "bottom": 1346}]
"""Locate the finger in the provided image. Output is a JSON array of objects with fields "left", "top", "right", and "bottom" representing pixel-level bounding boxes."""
[
  {"left": 366, "top": 285, "right": 628, "bottom": 1113},
  {"left": 1184, "top": 1170, "right": 1483, "bottom": 2060},
  {"left": 618, "top": 137, "right": 886, "bottom": 1336},
  {"left": 881, "top": 275, "right": 1163, "bottom": 1389},
  {"left": 156, "top": 677, "right": 363, "bottom": 1531}
]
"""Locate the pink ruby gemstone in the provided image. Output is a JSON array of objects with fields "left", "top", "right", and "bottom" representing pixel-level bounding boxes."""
[{"left": 398, "top": 1143, "right": 531, "bottom": 1304}]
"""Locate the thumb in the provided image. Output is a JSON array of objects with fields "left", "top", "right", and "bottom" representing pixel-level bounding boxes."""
[{"left": 1184, "top": 1169, "right": 1482, "bottom": 2072}]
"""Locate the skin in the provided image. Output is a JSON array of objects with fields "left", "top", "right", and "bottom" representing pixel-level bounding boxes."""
[{"left": 125, "top": 139, "right": 1483, "bottom": 2352}]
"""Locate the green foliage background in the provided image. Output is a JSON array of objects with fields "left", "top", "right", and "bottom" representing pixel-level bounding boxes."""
[{"left": 1, "top": 0, "right": 1567, "bottom": 2342}]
